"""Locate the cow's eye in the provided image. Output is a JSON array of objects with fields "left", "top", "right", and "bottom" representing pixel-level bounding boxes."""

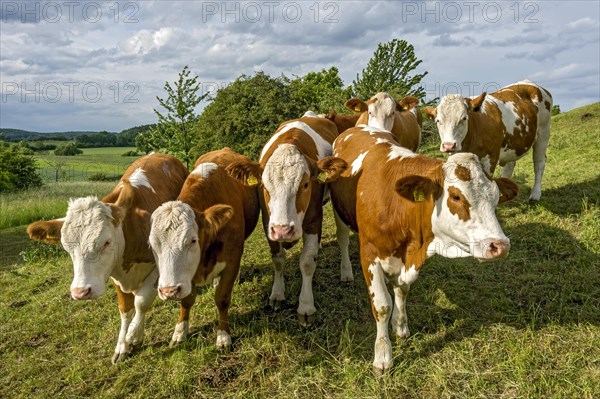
[
  {"left": 102, "top": 240, "right": 111, "bottom": 249},
  {"left": 303, "top": 182, "right": 309, "bottom": 190},
  {"left": 436, "top": 119, "right": 441, "bottom": 124},
  {"left": 451, "top": 194, "right": 461, "bottom": 202},
  {"left": 462, "top": 117, "right": 467, "bottom": 122},
  {"left": 191, "top": 238, "right": 198, "bottom": 245}
]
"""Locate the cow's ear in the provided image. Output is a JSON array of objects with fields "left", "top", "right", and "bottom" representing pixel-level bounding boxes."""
[
  {"left": 27, "top": 220, "right": 64, "bottom": 245},
  {"left": 422, "top": 107, "right": 437, "bottom": 120},
  {"left": 109, "top": 204, "right": 127, "bottom": 227},
  {"left": 310, "top": 156, "right": 348, "bottom": 184},
  {"left": 325, "top": 109, "right": 337, "bottom": 121},
  {"left": 345, "top": 98, "right": 368, "bottom": 113},
  {"left": 395, "top": 175, "right": 439, "bottom": 202},
  {"left": 398, "top": 95, "right": 419, "bottom": 111},
  {"left": 466, "top": 92, "right": 486, "bottom": 112},
  {"left": 495, "top": 177, "right": 519, "bottom": 204},
  {"left": 226, "top": 161, "right": 262, "bottom": 187},
  {"left": 201, "top": 205, "right": 234, "bottom": 237}
]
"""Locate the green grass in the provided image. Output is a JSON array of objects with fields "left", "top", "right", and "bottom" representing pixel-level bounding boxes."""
[
  {"left": 0, "top": 104, "right": 599, "bottom": 398},
  {"left": 34, "top": 147, "right": 137, "bottom": 183}
]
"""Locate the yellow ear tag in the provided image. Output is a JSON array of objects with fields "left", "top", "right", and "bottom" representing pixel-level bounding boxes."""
[
  {"left": 246, "top": 175, "right": 258, "bottom": 186},
  {"left": 413, "top": 189, "right": 425, "bottom": 202},
  {"left": 354, "top": 106, "right": 362, "bottom": 112},
  {"left": 317, "top": 172, "right": 328, "bottom": 183},
  {"left": 46, "top": 234, "right": 57, "bottom": 239}
]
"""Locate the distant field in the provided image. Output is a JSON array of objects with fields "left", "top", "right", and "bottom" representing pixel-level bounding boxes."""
[
  {"left": 0, "top": 104, "right": 598, "bottom": 398},
  {"left": 34, "top": 147, "right": 138, "bottom": 183}
]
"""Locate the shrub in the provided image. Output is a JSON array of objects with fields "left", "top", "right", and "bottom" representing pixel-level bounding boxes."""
[
  {"left": 0, "top": 145, "right": 43, "bottom": 192},
  {"left": 87, "top": 172, "right": 120, "bottom": 182},
  {"left": 121, "top": 150, "right": 139, "bottom": 157},
  {"left": 54, "top": 143, "right": 82, "bottom": 156}
]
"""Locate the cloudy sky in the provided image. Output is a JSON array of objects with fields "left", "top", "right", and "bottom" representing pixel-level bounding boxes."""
[{"left": 1, "top": 0, "right": 599, "bottom": 132}]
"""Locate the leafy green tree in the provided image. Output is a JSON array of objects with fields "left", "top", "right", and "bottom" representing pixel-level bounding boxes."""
[
  {"left": 137, "top": 66, "right": 209, "bottom": 169},
  {"left": 289, "top": 67, "right": 352, "bottom": 114},
  {"left": 0, "top": 145, "right": 43, "bottom": 191},
  {"left": 54, "top": 143, "right": 82, "bottom": 156},
  {"left": 552, "top": 105, "right": 561, "bottom": 116},
  {"left": 195, "top": 71, "right": 301, "bottom": 159},
  {"left": 352, "top": 39, "right": 428, "bottom": 101}
]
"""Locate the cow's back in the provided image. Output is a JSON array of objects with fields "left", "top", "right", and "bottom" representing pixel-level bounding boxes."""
[
  {"left": 189, "top": 149, "right": 260, "bottom": 240},
  {"left": 261, "top": 116, "right": 338, "bottom": 164},
  {"left": 484, "top": 81, "right": 552, "bottom": 159},
  {"left": 103, "top": 153, "right": 188, "bottom": 212},
  {"left": 356, "top": 109, "right": 421, "bottom": 152}
]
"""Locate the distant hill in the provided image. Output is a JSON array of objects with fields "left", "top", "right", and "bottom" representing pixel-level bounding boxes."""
[{"left": 0, "top": 124, "right": 155, "bottom": 143}]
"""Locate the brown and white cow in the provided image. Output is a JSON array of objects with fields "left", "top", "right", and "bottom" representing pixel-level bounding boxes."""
[
  {"left": 149, "top": 148, "right": 260, "bottom": 349},
  {"left": 345, "top": 93, "right": 423, "bottom": 152},
  {"left": 329, "top": 125, "right": 519, "bottom": 374},
  {"left": 324, "top": 109, "right": 361, "bottom": 135},
  {"left": 27, "top": 153, "right": 188, "bottom": 363},
  {"left": 226, "top": 111, "right": 348, "bottom": 326},
  {"left": 423, "top": 80, "right": 552, "bottom": 201}
]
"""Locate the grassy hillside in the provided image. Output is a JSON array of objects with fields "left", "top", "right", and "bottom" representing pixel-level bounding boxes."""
[{"left": 0, "top": 103, "right": 598, "bottom": 398}]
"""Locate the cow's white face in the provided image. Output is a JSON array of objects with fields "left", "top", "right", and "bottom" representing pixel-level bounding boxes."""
[
  {"left": 430, "top": 153, "right": 510, "bottom": 260},
  {"left": 61, "top": 197, "right": 126, "bottom": 300},
  {"left": 367, "top": 93, "right": 396, "bottom": 132},
  {"left": 262, "top": 144, "right": 310, "bottom": 242},
  {"left": 149, "top": 201, "right": 200, "bottom": 300},
  {"left": 434, "top": 94, "right": 469, "bottom": 153}
]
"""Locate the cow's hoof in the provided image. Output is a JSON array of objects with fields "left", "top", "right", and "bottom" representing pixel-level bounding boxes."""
[
  {"left": 169, "top": 339, "right": 184, "bottom": 348},
  {"left": 372, "top": 365, "right": 390, "bottom": 378},
  {"left": 297, "top": 312, "right": 315, "bottom": 327},
  {"left": 268, "top": 299, "right": 286, "bottom": 311},
  {"left": 111, "top": 352, "right": 127, "bottom": 364}
]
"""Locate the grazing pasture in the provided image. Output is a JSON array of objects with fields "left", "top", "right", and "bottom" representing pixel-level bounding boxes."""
[{"left": 0, "top": 103, "right": 599, "bottom": 398}]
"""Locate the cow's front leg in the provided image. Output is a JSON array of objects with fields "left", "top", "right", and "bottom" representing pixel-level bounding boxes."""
[
  {"left": 298, "top": 233, "right": 319, "bottom": 326},
  {"left": 501, "top": 161, "right": 516, "bottom": 179},
  {"left": 125, "top": 269, "right": 158, "bottom": 352},
  {"left": 113, "top": 283, "right": 134, "bottom": 364},
  {"left": 268, "top": 242, "right": 286, "bottom": 308},
  {"left": 391, "top": 285, "right": 411, "bottom": 338},
  {"left": 367, "top": 261, "right": 393, "bottom": 375},
  {"left": 170, "top": 291, "right": 196, "bottom": 347},
  {"left": 214, "top": 263, "right": 239, "bottom": 349}
]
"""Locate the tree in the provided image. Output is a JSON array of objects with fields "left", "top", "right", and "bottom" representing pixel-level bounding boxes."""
[
  {"left": 0, "top": 144, "right": 43, "bottom": 192},
  {"left": 195, "top": 71, "right": 301, "bottom": 159},
  {"left": 289, "top": 67, "right": 353, "bottom": 114},
  {"left": 137, "top": 66, "right": 209, "bottom": 169},
  {"left": 54, "top": 143, "right": 82, "bottom": 156},
  {"left": 552, "top": 105, "right": 561, "bottom": 116},
  {"left": 352, "top": 39, "right": 428, "bottom": 101}
]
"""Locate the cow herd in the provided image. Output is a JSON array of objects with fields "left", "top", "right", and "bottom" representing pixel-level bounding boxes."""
[{"left": 27, "top": 80, "right": 552, "bottom": 375}]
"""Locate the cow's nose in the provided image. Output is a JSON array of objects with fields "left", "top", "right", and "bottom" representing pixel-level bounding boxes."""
[
  {"left": 71, "top": 287, "right": 92, "bottom": 300},
  {"left": 486, "top": 240, "right": 510, "bottom": 259},
  {"left": 159, "top": 285, "right": 182, "bottom": 300},
  {"left": 270, "top": 225, "right": 295, "bottom": 241},
  {"left": 442, "top": 142, "right": 457, "bottom": 152}
]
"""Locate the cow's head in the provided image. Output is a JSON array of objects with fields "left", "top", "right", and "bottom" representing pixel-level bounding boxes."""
[
  {"left": 30, "top": 196, "right": 129, "bottom": 300},
  {"left": 423, "top": 93, "right": 486, "bottom": 153},
  {"left": 395, "top": 153, "right": 518, "bottom": 260},
  {"left": 149, "top": 201, "right": 233, "bottom": 300},
  {"left": 227, "top": 146, "right": 347, "bottom": 242},
  {"left": 345, "top": 92, "right": 397, "bottom": 132}
]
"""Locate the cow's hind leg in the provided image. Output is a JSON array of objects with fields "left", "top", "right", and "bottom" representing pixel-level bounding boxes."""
[
  {"left": 334, "top": 210, "right": 354, "bottom": 282},
  {"left": 170, "top": 292, "right": 196, "bottom": 347},
  {"left": 501, "top": 161, "right": 516, "bottom": 179},
  {"left": 366, "top": 260, "right": 393, "bottom": 376},
  {"left": 297, "top": 233, "right": 319, "bottom": 326},
  {"left": 113, "top": 284, "right": 134, "bottom": 363},
  {"left": 530, "top": 121, "right": 550, "bottom": 201}
]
